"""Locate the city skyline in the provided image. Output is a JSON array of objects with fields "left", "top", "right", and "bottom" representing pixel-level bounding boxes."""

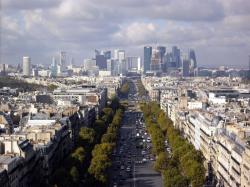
[{"left": 1, "top": 0, "right": 250, "bottom": 68}]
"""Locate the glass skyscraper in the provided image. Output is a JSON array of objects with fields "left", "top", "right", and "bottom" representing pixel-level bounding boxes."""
[
  {"left": 143, "top": 46, "right": 152, "bottom": 74},
  {"left": 189, "top": 49, "right": 197, "bottom": 68}
]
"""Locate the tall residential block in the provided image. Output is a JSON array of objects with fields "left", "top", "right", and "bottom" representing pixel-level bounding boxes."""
[{"left": 23, "top": 56, "right": 31, "bottom": 76}]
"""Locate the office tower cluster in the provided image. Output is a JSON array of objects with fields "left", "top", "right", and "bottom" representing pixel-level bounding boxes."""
[
  {"left": 21, "top": 51, "right": 74, "bottom": 78},
  {"left": 143, "top": 46, "right": 197, "bottom": 77},
  {"left": 83, "top": 49, "right": 141, "bottom": 76},
  {"left": 50, "top": 51, "right": 69, "bottom": 77}
]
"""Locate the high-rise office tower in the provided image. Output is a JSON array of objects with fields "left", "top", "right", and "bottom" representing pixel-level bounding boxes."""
[
  {"left": 23, "top": 56, "right": 31, "bottom": 76},
  {"left": 114, "top": 49, "right": 119, "bottom": 60},
  {"left": 107, "top": 59, "right": 114, "bottom": 72},
  {"left": 32, "top": 68, "right": 38, "bottom": 77},
  {"left": 51, "top": 57, "right": 58, "bottom": 77},
  {"left": 114, "top": 49, "right": 125, "bottom": 62},
  {"left": 157, "top": 46, "right": 166, "bottom": 64},
  {"left": 0, "top": 64, "right": 6, "bottom": 76},
  {"left": 84, "top": 58, "right": 96, "bottom": 71},
  {"left": 95, "top": 49, "right": 111, "bottom": 69},
  {"left": 172, "top": 46, "right": 181, "bottom": 68},
  {"left": 96, "top": 54, "right": 107, "bottom": 69},
  {"left": 150, "top": 49, "right": 162, "bottom": 72},
  {"left": 118, "top": 60, "right": 127, "bottom": 75},
  {"left": 118, "top": 50, "right": 125, "bottom": 62},
  {"left": 95, "top": 49, "right": 101, "bottom": 56},
  {"left": 103, "top": 51, "right": 111, "bottom": 59},
  {"left": 60, "top": 51, "right": 66, "bottom": 67},
  {"left": 182, "top": 59, "right": 190, "bottom": 77},
  {"left": 143, "top": 46, "right": 152, "bottom": 73},
  {"left": 189, "top": 49, "right": 197, "bottom": 68},
  {"left": 126, "top": 57, "right": 141, "bottom": 71}
]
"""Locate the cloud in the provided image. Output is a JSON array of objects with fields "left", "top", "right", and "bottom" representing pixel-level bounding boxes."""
[
  {"left": 1, "top": 0, "right": 250, "bottom": 67},
  {"left": 2, "top": 0, "right": 61, "bottom": 10},
  {"left": 113, "top": 22, "right": 157, "bottom": 45}
]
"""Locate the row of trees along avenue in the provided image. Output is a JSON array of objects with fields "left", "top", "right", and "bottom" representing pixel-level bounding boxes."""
[
  {"left": 136, "top": 79, "right": 148, "bottom": 97},
  {"left": 119, "top": 80, "right": 130, "bottom": 98},
  {"left": 140, "top": 102, "right": 205, "bottom": 187},
  {"left": 51, "top": 97, "right": 123, "bottom": 187}
]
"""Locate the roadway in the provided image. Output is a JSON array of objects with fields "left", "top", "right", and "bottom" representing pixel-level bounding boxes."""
[{"left": 109, "top": 77, "right": 162, "bottom": 187}]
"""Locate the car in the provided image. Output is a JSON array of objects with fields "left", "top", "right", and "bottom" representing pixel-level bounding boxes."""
[
  {"left": 141, "top": 150, "right": 146, "bottom": 155},
  {"left": 135, "top": 160, "right": 142, "bottom": 164},
  {"left": 121, "top": 165, "right": 125, "bottom": 170},
  {"left": 142, "top": 158, "right": 147, "bottom": 162}
]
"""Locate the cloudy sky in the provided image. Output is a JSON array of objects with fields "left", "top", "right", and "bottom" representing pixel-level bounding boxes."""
[{"left": 1, "top": 0, "right": 250, "bottom": 67}]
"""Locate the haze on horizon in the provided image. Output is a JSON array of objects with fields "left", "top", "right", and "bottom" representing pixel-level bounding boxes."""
[{"left": 1, "top": 0, "right": 250, "bottom": 68}]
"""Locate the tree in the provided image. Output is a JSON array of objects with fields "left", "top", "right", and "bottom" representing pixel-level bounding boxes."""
[
  {"left": 88, "top": 154, "right": 112, "bottom": 183},
  {"left": 119, "top": 81, "right": 130, "bottom": 97},
  {"left": 141, "top": 102, "right": 205, "bottom": 187},
  {"left": 47, "top": 84, "right": 58, "bottom": 91},
  {"left": 71, "top": 147, "right": 85, "bottom": 164},
  {"left": 92, "top": 143, "right": 113, "bottom": 157},
  {"left": 101, "top": 133, "right": 116, "bottom": 143},
  {"left": 110, "top": 96, "right": 120, "bottom": 111},
  {"left": 70, "top": 166, "right": 79, "bottom": 183},
  {"left": 163, "top": 168, "right": 189, "bottom": 187},
  {"left": 102, "top": 107, "right": 113, "bottom": 124},
  {"left": 79, "top": 127, "right": 95, "bottom": 145},
  {"left": 154, "top": 152, "right": 168, "bottom": 172},
  {"left": 94, "top": 120, "right": 106, "bottom": 140}
]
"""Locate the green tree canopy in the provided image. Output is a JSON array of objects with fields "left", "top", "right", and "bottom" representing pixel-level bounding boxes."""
[
  {"left": 79, "top": 127, "right": 95, "bottom": 145},
  {"left": 70, "top": 166, "right": 80, "bottom": 183},
  {"left": 88, "top": 154, "right": 112, "bottom": 183},
  {"left": 71, "top": 146, "right": 85, "bottom": 164},
  {"left": 154, "top": 152, "right": 168, "bottom": 172}
]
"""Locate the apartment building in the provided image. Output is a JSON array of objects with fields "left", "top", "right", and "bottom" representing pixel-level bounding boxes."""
[
  {"left": 53, "top": 87, "right": 107, "bottom": 117},
  {"left": 143, "top": 76, "right": 250, "bottom": 187}
]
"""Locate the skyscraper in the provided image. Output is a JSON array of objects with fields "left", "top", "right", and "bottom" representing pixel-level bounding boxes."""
[
  {"left": 172, "top": 46, "right": 181, "bottom": 68},
  {"left": 0, "top": 64, "right": 6, "bottom": 76},
  {"left": 51, "top": 57, "right": 58, "bottom": 77},
  {"left": 118, "top": 50, "right": 125, "bottom": 62},
  {"left": 114, "top": 49, "right": 119, "bottom": 60},
  {"left": 150, "top": 49, "right": 162, "bottom": 73},
  {"left": 143, "top": 46, "right": 152, "bottom": 73},
  {"left": 84, "top": 58, "right": 96, "bottom": 71},
  {"left": 182, "top": 59, "right": 190, "bottom": 77},
  {"left": 60, "top": 51, "right": 66, "bottom": 67},
  {"left": 103, "top": 51, "right": 111, "bottom": 59},
  {"left": 189, "top": 49, "right": 197, "bottom": 68},
  {"left": 107, "top": 59, "right": 115, "bottom": 72},
  {"left": 23, "top": 56, "right": 31, "bottom": 76},
  {"left": 157, "top": 46, "right": 166, "bottom": 64},
  {"left": 126, "top": 57, "right": 141, "bottom": 72},
  {"left": 95, "top": 49, "right": 111, "bottom": 69},
  {"left": 96, "top": 54, "right": 107, "bottom": 69}
]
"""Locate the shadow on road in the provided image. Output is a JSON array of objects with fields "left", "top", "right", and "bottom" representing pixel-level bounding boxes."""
[
  {"left": 136, "top": 173, "right": 161, "bottom": 178},
  {"left": 137, "top": 179, "right": 158, "bottom": 187}
]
